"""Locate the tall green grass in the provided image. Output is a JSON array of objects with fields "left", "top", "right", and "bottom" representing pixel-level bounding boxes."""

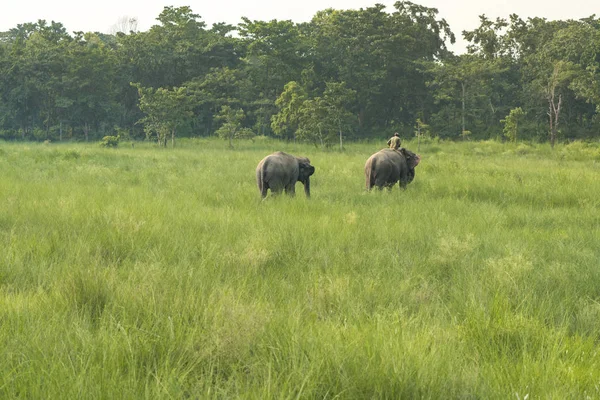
[{"left": 1, "top": 138, "right": 599, "bottom": 398}]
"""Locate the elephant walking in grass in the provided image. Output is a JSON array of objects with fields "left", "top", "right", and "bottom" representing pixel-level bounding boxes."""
[
  {"left": 365, "top": 148, "right": 420, "bottom": 191},
  {"left": 256, "top": 152, "right": 315, "bottom": 199}
]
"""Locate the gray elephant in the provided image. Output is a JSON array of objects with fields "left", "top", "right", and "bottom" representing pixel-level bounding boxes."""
[
  {"left": 365, "top": 148, "right": 421, "bottom": 191},
  {"left": 256, "top": 151, "right": 315, "bottom": 198}
]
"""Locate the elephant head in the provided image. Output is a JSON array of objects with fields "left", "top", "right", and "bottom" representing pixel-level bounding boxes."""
[
  {"left": 399, "top": 148, "right": 421, "bottom": 168},
  {"left": 296, "top": 157, "right": 315, "bottom": 197},
  {"left": 399, "top": 148, "right": 420, "bottom": 183}
]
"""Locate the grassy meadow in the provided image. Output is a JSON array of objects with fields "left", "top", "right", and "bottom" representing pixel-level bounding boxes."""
[{"left": 1, "top": 137, "right": 600, "bottom": 398}]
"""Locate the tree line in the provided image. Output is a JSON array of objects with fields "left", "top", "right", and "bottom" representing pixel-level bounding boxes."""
[{"left": 1, "top": 2, "right": 599, "bottom": 147}]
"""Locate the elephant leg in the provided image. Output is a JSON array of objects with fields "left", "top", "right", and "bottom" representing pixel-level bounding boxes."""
[
  {"left": 399, "top": 171, "right": 408, "bottom": 190},
  {"left": 261, "top": 186, "right": 269, "bottom": 198},
  {"left": 268, "top": 181, "right": 283, "bottom": 196},
  {"left": 375, "top": 176, "right": 389, "bottom": 189},
  {"left": 285, "top": 183, "right": 296, "bottom": 197}
]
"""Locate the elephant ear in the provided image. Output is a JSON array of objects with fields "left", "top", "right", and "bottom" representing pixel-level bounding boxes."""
[
  {"left": 297, "top": 158, "right": 315, "bottom": 180},
  {"left": 407, "top": 153, "right": 421, "bottom": 168},
  {"left": 400, "top": 148, "right": 420, "bottom": 168},
  {"left": 298, "top": 157, "right": 312, "bottom": 170},
  {"left": 296, "top": 157, "right": 309, "bottom": 166}
]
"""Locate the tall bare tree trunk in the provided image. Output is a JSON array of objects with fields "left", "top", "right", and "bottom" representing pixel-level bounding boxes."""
[
  {"left": 547, "top": 93, "right": 562, "bottom": 149},
  {"left": 417, "top": 121, "right": 421, "bottom": 152},
  {"left": 46, "top": 110, "right": 51, "bottom": 139},
  {"left": 318, "top": 126, "right": 324, "bottom": 149},
  {"left": 546, "top": 62, "right": 565, "bottom": 149},
  {"left": 461, "top": 81, "right": 466, "bottom": 140},
  {"left": 339, "top": 120, "right": 343, "bottom": 151}
]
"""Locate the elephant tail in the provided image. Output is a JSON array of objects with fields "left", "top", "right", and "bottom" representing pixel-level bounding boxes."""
[
  {"left": 256, "top": 162, "right": 268, "bottom": 198},
  {"left": 365, "top": 158, "right": 375, "bottom": 190},
  {"left": 256, "top": 165, "right": 263, "bottom": 189}
]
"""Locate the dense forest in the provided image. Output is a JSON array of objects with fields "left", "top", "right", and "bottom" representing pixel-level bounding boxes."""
[{"left": 1, "top": 2, "right": 599, "bottom": 146}]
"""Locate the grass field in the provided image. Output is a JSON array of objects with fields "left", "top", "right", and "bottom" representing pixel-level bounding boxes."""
[{"left": 1, "top": 137, "right": 600, "bottom": 398}]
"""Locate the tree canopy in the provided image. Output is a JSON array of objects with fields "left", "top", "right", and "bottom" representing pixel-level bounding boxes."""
[{"left": 0, "top": 4, "right": 599, "bottom": 144}]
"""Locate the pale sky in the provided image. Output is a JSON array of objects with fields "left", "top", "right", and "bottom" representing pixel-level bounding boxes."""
[{"left": 1, "top": 0, "right": 598, "bottom": 53}]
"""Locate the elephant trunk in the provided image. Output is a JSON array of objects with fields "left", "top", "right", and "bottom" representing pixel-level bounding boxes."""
[
  {"left": 365, "top": 161, "right": 373, "bottom": 190},
  {"left": 413, "top": 154, "right": 421, "bottom": 167},
  {"left": 407, "top": 168, "right": 415, "bottom": 183},
  {"left": 303, "top": 177, "right": 311, "bottom": 198}
]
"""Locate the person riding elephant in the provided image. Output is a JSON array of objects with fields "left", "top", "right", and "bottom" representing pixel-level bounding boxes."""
[
  {"left": 364, "top": 148, "right": 420, "bottom": 191},
  {"left": 387, "top": 132, "right": 402, "bottom": 150},
  {"left": 256, "top": 151, "right": 315, "bottom": 198}
]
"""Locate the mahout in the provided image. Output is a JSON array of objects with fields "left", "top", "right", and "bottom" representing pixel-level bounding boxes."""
[
  {"left": 256, "top": 151, "right": 315, "bottom": 199},
  {"left": 364, "top": 148, "right": 420, "bottom": 191}
]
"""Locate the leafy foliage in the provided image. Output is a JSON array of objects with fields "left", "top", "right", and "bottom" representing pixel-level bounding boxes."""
[
  {"left": 0, "top": 4, "right": 599, "bottom": 143},
  {"left": 132, "top": 84, "right": 193, "bottom": 147},
  {"left": 501, "top": 107, "right": 525, "bottom": 142},
  {"left": 99, "top": 135, "right": 120, "bottom": 148},
  {"left": 214, "top": 105, "right": 255, "bottom": 147},
  {"left": 271, "top": 81, "right": 307, "bottom": 141}
]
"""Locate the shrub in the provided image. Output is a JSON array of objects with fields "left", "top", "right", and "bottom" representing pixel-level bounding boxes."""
[{"left": 100, "top": 135, "right": 120, "bottom": 148}]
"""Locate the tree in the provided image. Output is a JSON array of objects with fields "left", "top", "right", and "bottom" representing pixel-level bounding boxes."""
[
  {"left": 117, "top": 6, "right": 239, "bottom": 89},
  {"left": 568, "top": 27, "right": 600, "bottom": 113},
  {"left": 236, "top": 18, "right": 309, "bottom": 137},
  {"left": 296, "top": 97, "right": 329, "bottom": 147},
  {"left": 322, "top": 81, "right": 356, "bottom": 150},
  {"left": 109, "top": 16, "right": 139, "bottom": 35},
  {"left": 414, "top": 118, "right": 430, "bottom": 151},
  {"left": 271, "top": 81, "right": 307, "bottom": 141},
  {"left": 463, "top": 15, "right": 509, "bottom": 60},
  {"left": 66, "top": 32, "right": 118, "bottom": 141},
  {"left": 307, "top": 2, "right": 454, "bottom": 136},
  {"left": 427, "top": 54, "right": 505, "bottom": 139},
  {"left": 520, "top": 25, "right": 577, "bottom": 147},
  {"left": 294, "top": 82, "right": 355, "bottom": 148},
  {"left": 508, "top": 16, "right": 599, "bottom": 142},
  {"left": 544, "top": 61, "right": 574, "bottom": 147},
  {"left": 0, "top": 21, "right": 72, "bottom": 140},
  {"left": 133, "top": 83, "right": 193, "bottom": 147},
  {"left": 237, "top": 18, "right": 308, "bottom": 101},
  {"left": 214, "top": 105, "right": 254, "bottom": 148},
  {"left": 500, "top": 107, "right": 524, "bottom": 142},
  {"left": 186, "top": 67, "right": 249, "bottom": 136}
]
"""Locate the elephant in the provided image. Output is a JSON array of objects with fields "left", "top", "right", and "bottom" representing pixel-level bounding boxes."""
[
  {"left": 364, "top": 148, "right": 421, "bottom": 191},
  {"left": 256, "top": 151, "right": 315, "bottom": 198}
]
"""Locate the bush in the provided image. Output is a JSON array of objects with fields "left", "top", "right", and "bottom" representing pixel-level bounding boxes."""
[
  {"left": 32, "top": 128, "right": 47, "bottom": 141},
  {"left": 560, "top": 141, "right": 600, "bottom": 161},
  {"left": 0, "top": 129, "right": 18, "bottom": 140},
  {"left": 113, "top": 126, "right": 132, "bottom": 141},
  {"left": 100, "top": 135, "right": 120, "bottom": 148}
]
